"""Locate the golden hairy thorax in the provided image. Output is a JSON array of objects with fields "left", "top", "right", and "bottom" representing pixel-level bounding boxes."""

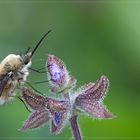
[{"left": 0, "top": 54, "right": 22, "bottom": 75}]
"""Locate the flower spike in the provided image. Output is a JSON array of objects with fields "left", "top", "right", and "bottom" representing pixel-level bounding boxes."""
[{"left": 19, "top": 55, "right": 116, "bottom": 140}]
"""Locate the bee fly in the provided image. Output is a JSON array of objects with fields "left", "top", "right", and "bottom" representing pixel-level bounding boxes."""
[{"left": 0, "top": 30, "right": 51, "bottom": 104}]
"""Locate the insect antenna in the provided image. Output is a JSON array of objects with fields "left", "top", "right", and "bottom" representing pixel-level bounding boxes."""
[
  {"left": 30, "top": 30, "right": 52, "bottom": 57},
  {"left": 25, "top": 47, "right": 31, "bottom": 54}
]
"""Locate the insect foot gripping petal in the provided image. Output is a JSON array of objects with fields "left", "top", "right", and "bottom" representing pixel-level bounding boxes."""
[
  {"left": 74, "top": 75, "right": 115, "bottom": 119},
  {"left": 47, "top": 55, "right": 76, "bottom": 93},
  {"left": 20, "top": 108, "right": 50, "bottom": 131}
]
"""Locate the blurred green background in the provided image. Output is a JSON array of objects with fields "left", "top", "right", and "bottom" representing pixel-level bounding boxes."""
[{"left": 0, "top": 1, "right": 140, "bottom": 140}]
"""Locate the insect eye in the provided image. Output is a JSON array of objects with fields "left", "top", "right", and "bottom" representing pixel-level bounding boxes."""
[
  {"left": 24, "top": 57, "right": 30, "bottom": 65},
  {"left": 24, "top": 59, "right": 29, "bottom": 65},
  {"left": 20, "top": 53, "right": 30, "bottom": 65}
]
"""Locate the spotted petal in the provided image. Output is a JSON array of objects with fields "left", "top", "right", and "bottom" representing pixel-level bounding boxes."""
[
  {"left": 46, "top": 98, "right": 68, "bottom": 111},
  {"left": 20, "top": 108, "right": 50, "bottom": 131},
  {"left": 75, "top": 75, "right": 109, "bottom": 102},
  {"left": 20, "top": 88, "right": 46, "bottom": 111},
  {"left": 76, "top": 99, "right": 113, "bottom": 119},
  {"left": 75, "top": 76, "right": 114, "bottom": 119}
]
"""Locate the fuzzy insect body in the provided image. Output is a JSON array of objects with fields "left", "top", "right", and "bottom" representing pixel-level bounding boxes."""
[
  {"left": 0, "top": 30, "right": 51, "bottom": 104},
  {"left": 0, "top": 54, "right": 31, "bottom": 104}
]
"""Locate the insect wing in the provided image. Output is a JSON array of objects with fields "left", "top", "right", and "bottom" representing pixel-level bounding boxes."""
[{"left": 0, "top": 74, "right": 11, "bottom": 96}]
